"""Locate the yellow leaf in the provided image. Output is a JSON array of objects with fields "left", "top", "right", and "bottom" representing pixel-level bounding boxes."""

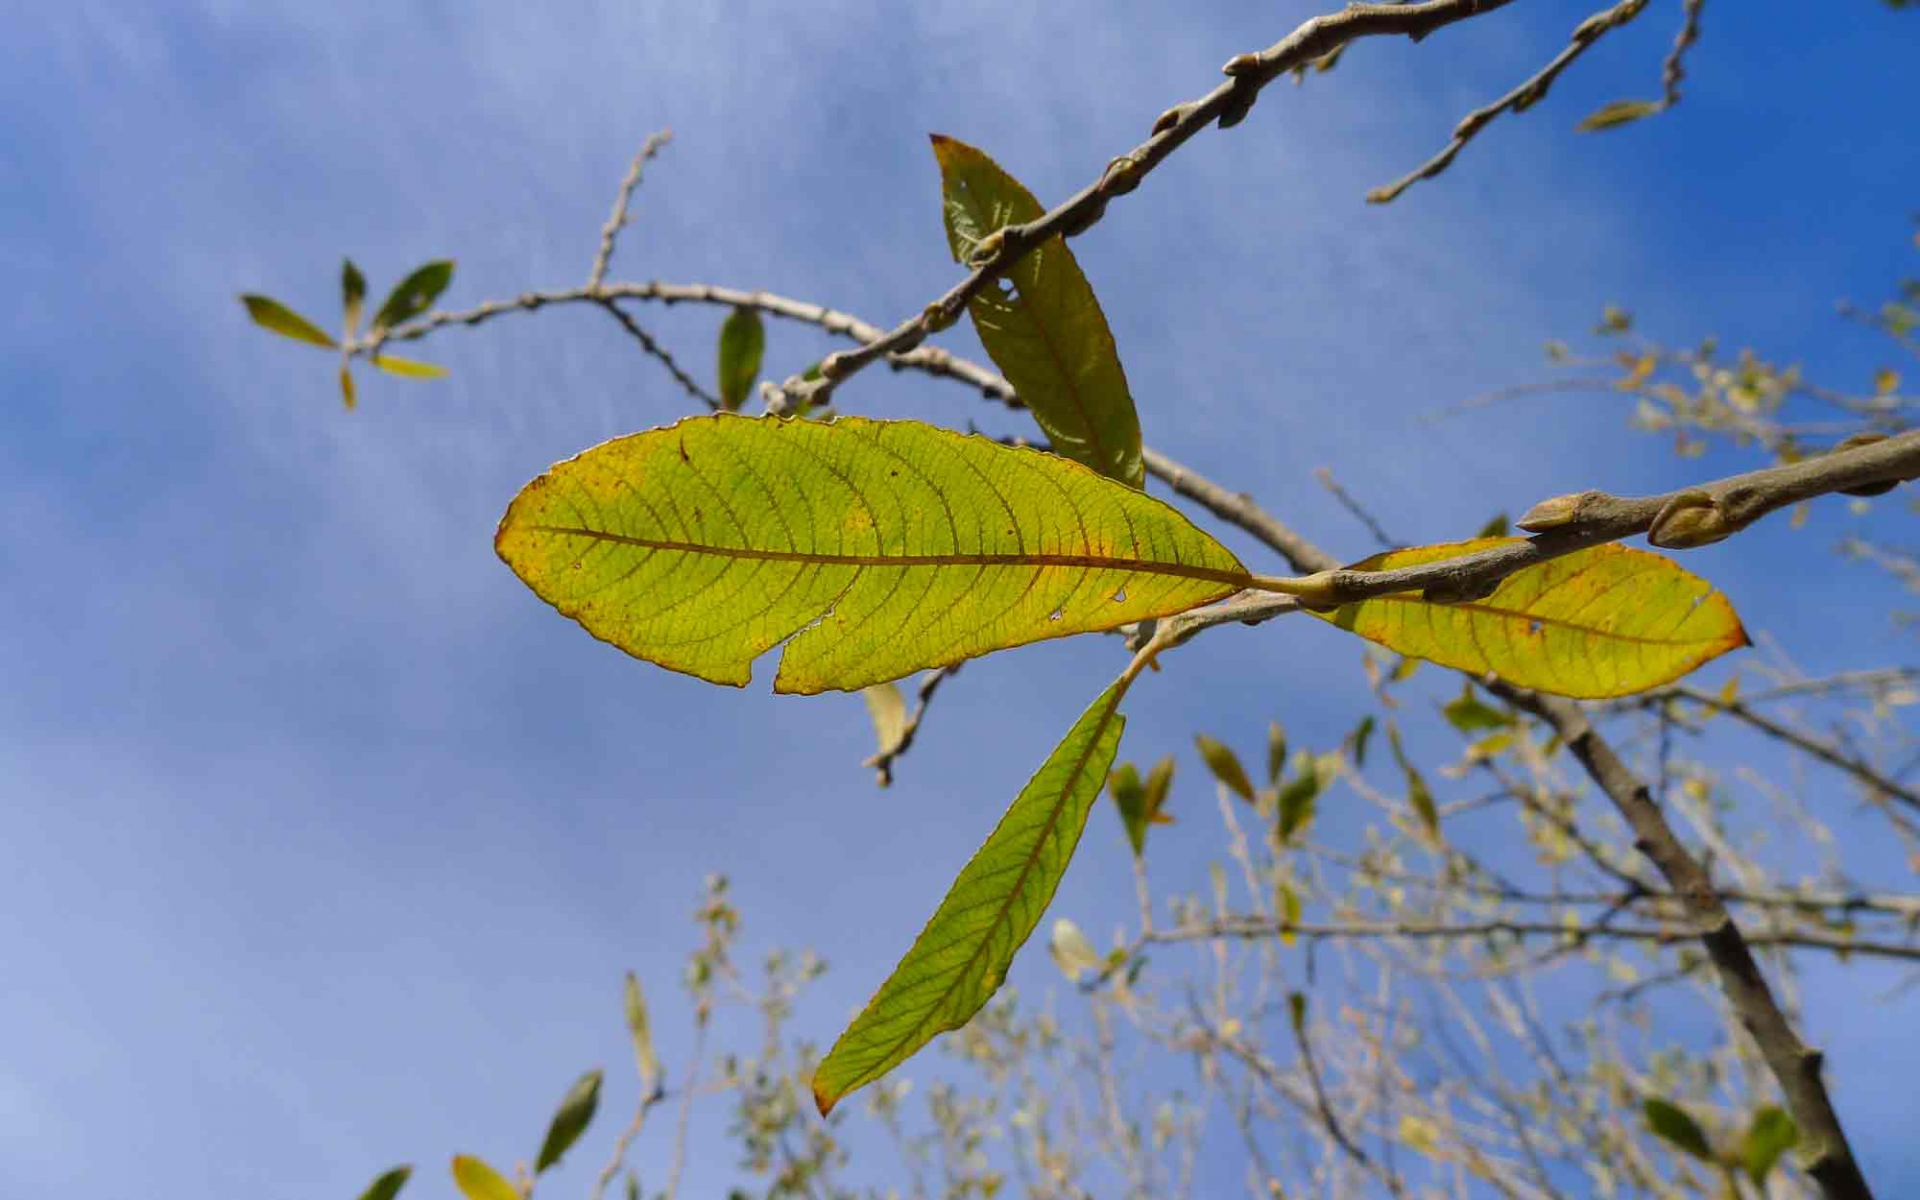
[
  {"left": 863, "top": 681, "right": 908, "bottom": 755},
  {"left": 371, "top": 354, "right": 449, "bottom": 379},
  {"left": 1577, "top": 99, "right": 1662, "bottom": 132},
  {"left": 1312, "top": 539, "right": 1748, "bottom": 699},
  {"left": 496, "top": 415, "right": 1247, "bottom": 693},
  {"left": 450, "top": 1156, "right": 518, "bottom": 1200}
]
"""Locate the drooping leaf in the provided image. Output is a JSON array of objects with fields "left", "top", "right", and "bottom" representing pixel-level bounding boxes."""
[
  {"left": 450, "top": 1156, "right": 519, "bottom": 1200},
  {"left": 624, "top": 972, "right": 659, "bottom": 1088},
  {"left": 1110, "top": 756, "right": 1175, "bottom": 858},
  {"left": 497, "top": 415, "right": 1248, "bottom": 694},
  {"left": 1048, "top": 917, "right": 1102, "bottom": 982},
  {"left": 342, "top": 259, "right": 367, "bottom": 338},
  {"left": 1577, "top": 99, "right": 1663, "bottom": 132},
  {"left": 339, "top": 367, "right": 357, "bottom": 411},
  {"left": 1387, "top": 724, "right": 1439, "bottom": 840},
  {"left": 1194, "top": 735, "right": 1255, "bottom": 802},
  {"left": 863, "top": 680, "right": 909, "bottom": 759},
  {"left": 535, "top": 1068, "right": 602, "bottom": 1172},
  {"left": 354, "top": 1165, "right": 412, "bottom": 1200},
  {"left": 372, "top": 259, "right": 454, "bottom": 331},
  {"left": 1346, "top": 715, "right": 1375, "bottom": 767},
  {"left": 371, "top": 354, "right": 449, "bottom": 379},
  {"left": 1314, "top": 539, "right": 1748, "bottom": 699},
  {"left": 1277, "top": 880, "right": 1302, "bottom": 945},
  {"left": 931, "top": 135, "right": 1144, "bottom": 488},
  {"left": 717, "top": 307, "right": 765, "bottom": 413},
  {"left": 1442, "top": 684, "right": 1511, "bottom": 734},
  {"left": 1642, "top": 1097, "right": 1713, "bottom": 1162},
  {"left": 813, "top": 679, "right": 1129, "bottom": 1113},
  {"left": 1287, "top": 991, "right": 1307, "bottom": 1033},
  {"left": 240, "top": 294, "right": 337, "bottom": 349},
  {"left": 1741, "top": 1106, "right": 1797, "bottom": 1186},
  {"left": 1266, "top": 721, "right": 1287, "bottom": 785},
  {"left": 1142, "top": 757, "right": 1174, "bottom": 824},
  {"left": 1275, "top": 763, "right": 1324, "bottom": 845}
]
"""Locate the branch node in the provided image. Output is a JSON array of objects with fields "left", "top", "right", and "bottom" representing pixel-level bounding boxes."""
[{"left": 1647, "top": 489, "right": 1732, "bottom": 549}]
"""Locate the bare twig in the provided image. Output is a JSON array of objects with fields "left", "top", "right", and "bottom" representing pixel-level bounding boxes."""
[
  {"left": 591, "top": 130, "right": 674, "bottom": 290},
  {"left": 865, "top": 664, "right": 963, "bottom": 786},
  {"left": 1369, "top": 0, "right": 1653, "bottom": 204},
  {"left": 1660, "top": 0, "right": 1707, "bottom": 109},
  {"left": 1315, "top": 467, "right": 1401, "bottom": 549},
  {"left": 598, "top": 298, "right": 721, "bottom": 411}
]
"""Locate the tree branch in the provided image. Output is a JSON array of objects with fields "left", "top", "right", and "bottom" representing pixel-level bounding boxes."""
[{"left": 590, "top": 129, "right": 674, "bottom": 290}]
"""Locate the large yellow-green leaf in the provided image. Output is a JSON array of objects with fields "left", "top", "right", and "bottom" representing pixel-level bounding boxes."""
[
  {"left": 496, "top": 414, "right": 1247, "bottom": 693},
  {"left": 1312, "top": 539, "right": 1747, "bottom": 699},
  {"left": 931, "top": 135, "right": 1144, "bottom": 488},
  {"left": 813, "top": 679, "right": 1129, "bottom": 1114}
]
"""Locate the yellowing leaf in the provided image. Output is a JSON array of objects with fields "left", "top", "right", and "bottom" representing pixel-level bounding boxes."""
[
  {"left": 1387, "top": 723, "right": 1440, "bottom": 841},
  {"left": 1194, "top": 734, "right": 1255, "bottom": 802},
  {"left": 1314, "top": 539, "right": 1748, "bottom": 699},
  {"left": 450, "top": 1156, "right": 518, "bottom": 1200},
  {"left": 623, "top": 972, "right": 659, "bottom": 1088},
  {"left": 863, "top": 681, "right": 909, "bottom": 757},
  {"left": 496, "top": 415, "right": 1248, "bottom": 693},
  {"left": 1110, "top": 755, "right": 1175, "bottom": 858},
  {"left": 717, "top": 306, "right": 765, "bottom": 412},
  {"left": 1742, "top": 1106, "right": 1797, "bottom": 1186},
  {"left": 1577, "top": 99, "right": 1663, "bottom": 132},
  {"left": 342, "top": 259, "right": 367, "bottom": 339},
  {"left": 1048, "top": 917, "right": 1101, "bottom": 982},
  {"left": 813, "top": 679, "right": 1129, "bottom": 1113},
  {"left": 240, "top": 294, "right": 336, "bottom": 349},
  {"left": 339, "top": 367, "right": 357, "bottom": 411},
  {"left": 371, "top": 354, "right": 449, "bottom": 379},
  {"left": 931, "top": 135, "right": 1144, "bottom": 488}
]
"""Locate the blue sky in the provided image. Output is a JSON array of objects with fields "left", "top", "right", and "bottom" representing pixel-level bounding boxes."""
[{"left": 3, "top": 2, "right": 1918, "bottom": 1197}]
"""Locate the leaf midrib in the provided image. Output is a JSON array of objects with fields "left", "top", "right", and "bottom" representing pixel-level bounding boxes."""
[
  {"left": 1359, "top": 594, "right": 1736, "bottom": 648},
  {"left": 522, "top": 523, "right": 1248, "bottom": 586}
]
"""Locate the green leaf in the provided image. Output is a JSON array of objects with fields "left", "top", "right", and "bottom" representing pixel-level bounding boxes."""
[
  {"left": 354, "top": 1165, "right": 412, "bottom": 1200},
  {"left": 240, "top": 294, "right": 337, "bottom": 349},
  {"left": 450, "top": 1156, "right": 519, "bottom": 1200},
  {"left": 1142, "top": 757, "right": 1174, "bottom": 824},
  {"left": 1476, "top": 512, "right": 1510, "bottom": 539},
  {"left": 372, "top": 259, "right": 454, "bottom": 332},
  {"left": 1387, "top": 724, "right": 1439, "bottom": 840},
  {"left": 496, "top": 415, "right": 1248, "bottom": 693},
  {"left": 1266, "top": 721, "right": 1287, "bottom": 785},
  {"left": 1194, "top": 734, "right": 1255, "bottom": 802},
  {"left": 1314, "top": 539, "right": 1749, "bottom": 699},
  {"left": 342, "top": 259, "right": 367, "bottom": 338},
  {"left": 339, "top": 367, "right": 357, "bottom": 411},
  {"left": 717, "top": 307, "right": 765, "bottom": 413},
  {"left": 1642, "top": 1097, "right": 1714, "bottom": 1162},
  {"left": 1443, "top": 684, "right": 1511, "bottom": 734},
  {"left": 1109, "top": 756, "right": 1174, "bottom": 858},
  {"left": 624, "top": 972, "right": 659, "bottom": 1088},
  {"left": 931, "top": 135, "right": 1144, "bottom": 488},
  {"left": 1346, "top": 715, "right": 1375, "bottom": 767},
  {"left": 370, "top": 354, "right": 449, "bottom": 379},
  {"left": 1741, "top": 1106, "right": 1797, "bottom": 1186},
  {"left": 1287, "top": 991, "right": 1307, "bottom": 1033},
  {"left": 1577, "top": 99, "right": 1663, "bottom": 132},
  {"left": 535, "top": 1069, "right": 602, "bottom": 1172},
  {"left": 813, "top": 679, "right": 1129, "bottom": 1113},
  {"left": 1275, "top": 765, "right": 1323, "bottom": 845}
]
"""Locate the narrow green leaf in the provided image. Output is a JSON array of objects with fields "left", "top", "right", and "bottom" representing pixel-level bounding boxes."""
[
  {"left": 717, "top": 307, "right": 765, "bottom": 412},
  {"left": 624, "top": 972, "right": 659, "bottom": 1087},
  {"left": 1315, "top": 539, "right": 1749, "bottom": 699},
  {"left": 450, "top": 1156, "right": 519, "bottom": 1200},
  {"left": 1577, "top": 99, "right": 1663, "bottom": 132},
  {"left": 625, "top": 1172, "right": 639, "bottom": 1200},
  {"left": 372, "top": 259, "right": 455, "bottom": 331},
  {"left": 813, "top": 679, "right": 1129, "bottom": 1113},
  {"left": 339, "top": 367, "right": 357, "bottom": 411},
  {"left": 1108, "top": 762, "right": 1148, "bottom": 858},
  {"left": 535, "top": 1069, "right": 602, "bottom": 1172},
  {"left": 1194, "top": 735, "right": 1255, "bottom": 802},
  {"left": 1277, "top": 880, "right": 1302, "bottom": 945},
  {"left": 1276, "top": 767, "right": 1323, "bottom": 845},
  {"left": 1741, "top": 1106, "right": 1797, "bottom": 1186},
  {"left": 497, "top": 415, "right": 1248, "bottom": 693},
  {"left": 1387, "top": 724, "right": 1440, "bottom": 840},
  {"left": 1266, "top": 721, "right": 1287, "bottom": 785},
  {"left": 1475, "top": 512, "right": 1510, "bottom": 539},
  {"left": 1142, "top": 756, "right": 1174, "bottom": 825},
  {"left": 240, "top": 294, "right": 337, "bottom": 349},
  {"left": 370, "top": 354, "right": 449, "bottom": 379},
  {"left": 354, "top": 1165, "right": 412, "bottom": 1200},
  {"left": 930, "top": 134, "right": 1144, "bottom": 488},
  {"left": 343, "top": 259, "right": 367, "bottom": 338},
  {"left": 1287, "top": 991, "right": 1307, "bottom": 1033},
  {"left": 1643, "top": 1097, "right": 1714, "bottom": 1162},
  {"left": 1443, "top": 685, "right": 1511, "bottom": 734},
  {"left": 1347, "top": 715, "right": 1375, "bottom": 767}
]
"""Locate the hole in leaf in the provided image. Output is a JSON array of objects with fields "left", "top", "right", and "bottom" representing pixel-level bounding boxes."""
[
  {"left": 1048, "top": 607, "right": 1064, "bottom": 622},
  {"left": 1112, "top": 588, "right": 1127, "bottom": 603},
  {"left": 1528, "top": 619, "right": 1542, "bottom": 634}
]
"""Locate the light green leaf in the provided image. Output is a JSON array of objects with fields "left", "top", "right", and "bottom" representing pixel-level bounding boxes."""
[
  {"left": 1142, "top": 756, "right": 1174, "bottom": 824},
  {"left": 343, "top": 259, "right": 367, "bottom": 338},
  {"left": 372, "top": 259, "right": 454, "bottom": 331},
  {"left": 450, "top": 1156, "right": 518, "bottom": 1200},
  {"left": 1109, "top": 756, "right": 1174, "bottom": 858},
  {"left": 624, "top": 972, "right": 659, "bottom": 1088},
  {"left": 354, "top": 1165, "right": 411, "bottom": 1200},
  {"left": 1194, "top": 734, "right": 1255, "bottom": 802},
  {"left": 1276, "top": 765, "right": 1323, "bottom": 846},
  {"left": 535, "top": 1068, "right": 602, "bottom": 1172},
  {"left": 1642, "top": 1097, "right": 1714, "bottom": 1162},
  {"left": 1315, "top": 539, "right": 1748, "bottom": 699},
  {"left": 813, "top": 679, "right": 1129, "bottom": 1113},
  {"left": 240, "top": 294, "right": 337, "bottom": 349},
  {"left": 339, "top": 367, "right": 357, "bottom": 411},
  {"left": 497, "top": 415, "right": 1248, "bottom": 693},
  {"left": 1387, "top": 724, "right": 1439, "bottom": 840},
  {"left": 1443, "top": 684, "right": 1511, "bottom": 734},
  {"left": 1577, "top": 99, "right": 1663, "bottom": 132},
  {"left": 717, "top": 307, "right": 765, "bottom": 412},
  {"left": 1741, "top": 1106, "right": 1797, "bottom": 1186},
  {"left": 370, "top": 354, "right": 449, "bottom": 379},
  {"left": 931, "top": 134, "right": 1144, "bottom": 488}
]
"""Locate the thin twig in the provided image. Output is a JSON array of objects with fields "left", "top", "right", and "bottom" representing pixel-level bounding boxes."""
[
  {"left": 1369, "top": 0, "right": 1654, "bottom": 204},
  {"left": 661, "top": 1019, "right": 707, "bottom": 1200},
  {"left": 1289, "top": 1001, "right": 1409, "bottom": 1199},
  {"left": 590, "top": 130, "right": 674, "bottom": 290},
  {"left": 598, "top": 299, "right": 721, "bottom": 411},
  {"left": 1660, "top": 0, "right": 1707, "bottom": 109},
  {"left": 864, "top": 664, "right": 963, "bottom": 786},
  {"left": 1315, "top": 467, "right": 1401, "bottom": 549}
]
